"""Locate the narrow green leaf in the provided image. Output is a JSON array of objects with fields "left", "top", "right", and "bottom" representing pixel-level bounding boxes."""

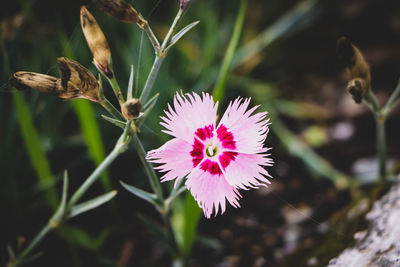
[
  {"left": 233, "top": 0, "right": 319, "bottom": 67},
  {"left": 166, "top": 21, "right": 200, "bottom": 52},
  {"left": 194, "top": 0, "right": 320, "bottom": 91},
  {"left": 72, "top": 99, "right": 111, "bottom": 191},
  {"left": 101, "top": 115, "right": 126, "bottom": 129},
  {"left": 120, "top": 180, "right": 158, "bottom": 206},
  {"left": 268, "top": 106, "right": 354, "bottom": 189},
  {"left": 136, "top": 93, "right": 159, "bottom": 128},
  {"left": 127, "top": 64, "right": 134, "bottom": 99},
  {"left": 51, "top": 170, "right": 69, "bottom": 222},
  {"left": 13, "top": 91, "right": 58, "bottom": 209},
  {"left": 61, "top": 170, "right": 69, "bottom": 207},
  {"left": 68, "top": 190, "right": 117, "bottom": 218},
  {"left": 182, "top": 193, "right": 202, "bottom": 256},
  {"left": 212, "top": 0, "right": 247, "bottom": 102},
  {"left": 143, "top": 92, "right": 160, "bottom": 111}
]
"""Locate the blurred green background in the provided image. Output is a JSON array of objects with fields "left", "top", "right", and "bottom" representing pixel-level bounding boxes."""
[{"left": 1, "top": 0, "right": 400, "bottom": 266}]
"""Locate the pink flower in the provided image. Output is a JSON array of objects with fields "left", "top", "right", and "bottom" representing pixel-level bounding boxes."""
[{"left": 146, "top": 92, "right": 273, "bottom": 218}]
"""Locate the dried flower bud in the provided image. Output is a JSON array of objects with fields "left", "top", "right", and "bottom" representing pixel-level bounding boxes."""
[
  {"left": 347, "top": 78, "right": 368, "bottom": 104},
  {"left": 121, "top": 98, "right": 142, "bottom": 120},
  {"left": 9, "top": 72, "right": 81, "bottom": 99},
  {"left": 93, "top": 0, "right": 143, "bottom": 24},
  {"left": 80, "top": 6, "right": 113, "bottom": 78},
  {"left": 57, "top": 57, "right": 100, "bottom": 102},
  {"left": 337, "top": 37, "right": 371, "bottom": 84}
]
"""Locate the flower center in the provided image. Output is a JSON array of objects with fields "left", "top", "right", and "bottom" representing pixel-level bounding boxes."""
[
  {"left": 206, "top": 145, "right": 217, "bottom": 157},
  {"left": 190, "top": 124, "right": 238, "bottom": 176}
]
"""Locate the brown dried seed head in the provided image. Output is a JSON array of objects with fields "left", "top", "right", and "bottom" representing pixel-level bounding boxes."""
[
  {"left": 122, "top": 98, "right": 142, "bottom": 120},
  {"left": 57, "top": 57, "right": 100, "bottom": 102},
  {"left": 337, "top": 37, "right": 371, "bottom": 84},
  {"left": 347, "top": 78, "right": 368, "bottom": 104},
  {"left": 9, "top": 71, "right": 81, "bottom": 99},
  {"left": 93, "top": 0, "right": 142, "bottom": 24},
  {"left": 80, "top": 6, "right": 113, "bottom": 78}
]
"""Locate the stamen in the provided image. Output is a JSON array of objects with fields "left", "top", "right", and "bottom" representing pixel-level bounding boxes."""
[{"left": 206, "top": 145, "right": 217, "bottom": 157}]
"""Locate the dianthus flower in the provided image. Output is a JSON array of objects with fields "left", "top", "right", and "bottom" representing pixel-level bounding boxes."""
[{"left": 146, "top": 92, "right": 273, "bottom": 218}]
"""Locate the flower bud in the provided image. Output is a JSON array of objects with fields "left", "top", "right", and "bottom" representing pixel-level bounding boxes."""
[
  {"left": 93, "top": 0, "right": 143, "bottom": 24},
  {"left": 337, "top": 37, "right": 371, "bottom": 84},
  {"left": 9, "top": 72, "right": 81, "bottom": 99},
  {"left": 57, "top": 57, "right": 100, "bottom": 102},
  {"left": 121, "top": 98, "right": 142, "bottom": 120},
  {"left": 347, "top": 78, "right": 368, "bottom": 104},
  {"left": 180, "top": 0, "right": 192, "bottom": 9},
  {"left": 80, "top": 6, "right": 113, "bottom": 78}
]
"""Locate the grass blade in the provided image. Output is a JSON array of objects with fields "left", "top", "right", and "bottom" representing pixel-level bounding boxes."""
[
  {"left": 212, "top": 0, "right": 248, "bottom": 102},
  {"left": 13, "top": 91, "right": 58, "bottom": 209}
]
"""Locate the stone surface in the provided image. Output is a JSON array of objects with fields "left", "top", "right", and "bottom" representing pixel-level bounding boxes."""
[{"left": 328, "top": 178, "right": 400, "bottom": 267}]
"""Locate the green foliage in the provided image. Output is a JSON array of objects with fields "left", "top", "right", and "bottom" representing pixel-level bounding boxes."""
[
  {"left": 13, "top": 91, "right": 58, "bottom": 209},
  {"left": 72, "top": 99, "right": 111, "bottom": 191}
]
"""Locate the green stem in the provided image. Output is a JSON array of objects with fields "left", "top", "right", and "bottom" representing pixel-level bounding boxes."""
[
  {"left": 364, "top": 89, "right": 380, "bottom": 113},
  {"left": 108, "top": 76, "right": 125, "bottom": 104},
  {"left": 9, "top": 224, "right": 53, "bottom": 267},
  {"left": 10, "top": 123, "right": 132, "bottom": 267},
  {"left": 376, "top": 114, "right": 387, "bottom": 182},
  {"left": 130, "top": 135, "right": 179, "bottom": 253},
  {"left": 131, "top": 134, "right": 163, "bottom": 202},
  {"left": 139, "top": 16, "right": 161, "bottom": 54},
  {"left": 382, "top": 78, "right": 400, "bottom": 116},
  {"left": 161, "top": 9, "right": 184, "bottom": 50},
  {"left": 139, "top": 8, "right": 185, "bottom": 105},
  {"left": 68, "top": 130, "right": 130, "bottom": 207},
  {"left": 139, "top": 56, "right": 165, "bottom": 104}
]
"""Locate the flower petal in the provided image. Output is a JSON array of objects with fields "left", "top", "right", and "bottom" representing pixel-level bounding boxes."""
[
  {"left": 218, "top": 97, "right": 269, "bottom": 154},
  {"left": 185, "top": 168, "right": 241, "bottom": 218},
  {"left": 146, "top": 138, "right": 193, "bottom": 183},
  {"left": 223, "top": 152, "right": 272, "bottom": 189},
  {"left": 160, "top": 92, "right": 218, "bottom": 143}
]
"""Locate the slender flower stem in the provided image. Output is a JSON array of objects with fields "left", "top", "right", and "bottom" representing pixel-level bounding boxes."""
[
  {"left": 363, "top": 87, "right": 390, "bottom": 182},
  {"left": 108, "top": 76, "right": 125, "bottom": 104},
  {"left": 376, "top": 114, "right": 387, "bottom": 181},
  {"left": 139, "top": 17, "right": 161, "bottom": 54},
  {"left": 161, "top": 9, "right": 184, "bottom": 50},
  {"left": 364, "top": 89, "right": 380, "bottom": 113},
  {"left": 139, "top": 8, "right": 185, "bottom": 105},
  {"left": 131, "top": 134, "right": 163, "bottom": 202},
  {"left": 69, "top": 128, "right": 131, "bottom": 207},
  {"left": 382, "top": 78, "right": 400, "bottom": 117},
  {"left": 139, "top": 56, "right": 164, "bottom": 104},
  {"left": 8, "top": 224, "right": 52, "bottom": 267}
]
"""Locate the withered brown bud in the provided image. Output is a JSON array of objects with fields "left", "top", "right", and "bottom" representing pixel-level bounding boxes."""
[
  {"left": 9, "top": 72, "right": 81, "bottom": 99},
  {"left": 80, "top": 6, "right": 113, "bottom": 78},
  {"left": 121, "top": 98, "right": 142, "bottom": 120},
  {"left": 337, "top": 37, "right": 371, "bottom": 84},
  {"left": 347, "top": 78, "right": 368, "bottom": 104},
  {"left": 93, "top": 0, "right": 142, "bottom": 24},
  {"left": 57, "top": 57, "right": 100, "bottom": 102}
]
